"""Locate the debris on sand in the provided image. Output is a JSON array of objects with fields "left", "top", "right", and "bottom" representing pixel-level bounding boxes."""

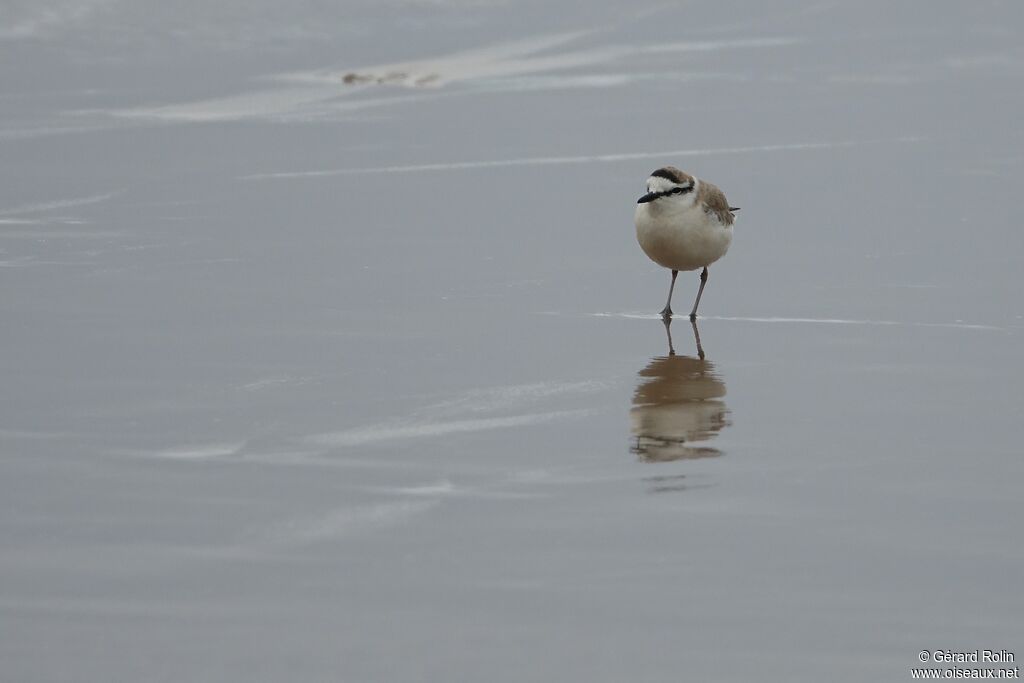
[{"left": 341, "top": 71, "right": 442, "bottom": 87}]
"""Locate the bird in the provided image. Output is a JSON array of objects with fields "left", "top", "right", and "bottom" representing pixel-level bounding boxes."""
[{"left": 634, "top": 167, "right": 738, "bottom": 320}]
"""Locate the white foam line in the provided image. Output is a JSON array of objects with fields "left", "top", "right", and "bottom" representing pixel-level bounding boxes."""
[
  {"left": 91, "top": 33, "right": 801, "bottom": 128},
  {"left": 0, "top": 428, "right": 73, "bottom": 440},
  {"left": 0, "top": 191, "right": 120, "bottom": 216},
  {"left": 703, "top": 315, "right": 1002, "bottom": 331},
  {"left": 261, "top": 500, "right": 439, "bottom": 545},
  {"left": 150, "top": 442, "right": 245, "bottom": 460},
  {"left": 0, "top": 230, "right": 120, "bottom": 239},
  {"left": 592, "top": 312, "right": 663, "bottom": 320},
  {"left": 641, "top": 37, "right": 800, "bottom": 53},
  {"left": 591, "top": 312, "right": 1002, "bottom": 330},
  {"left": 381, "top": 480, "right": 459, "bottom": 496},
  {"left": 307, "top": 409, "right": 591, "bottom": 448},
  {"left": 105, "top": 90, "right": 436, "bottom": 124},
  {"left": 422, "top": 380, "right": 610, "bottom": 417},
  {"left": 242, "top": 138, "right": 923, "bottom": 180},
  {"left": 367, "top": 480, "right": 544, "bottom": 500},
  {"left": 0, "top": 124, "right": 114, "bottom": 141}
]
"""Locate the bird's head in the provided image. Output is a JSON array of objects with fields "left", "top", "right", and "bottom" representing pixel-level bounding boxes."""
[{"left": 637, "top": 167, "right": 697, "bottom": 210}]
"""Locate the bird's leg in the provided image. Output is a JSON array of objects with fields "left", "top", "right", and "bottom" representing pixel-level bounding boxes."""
[
  {"left": 662, "top": 316, "right": 676, "bottom": 356},
  {"left": 689, "top": 318, "right": 705, "bottom": 361},
  {"left": 689, "top": 267, "right": 709, "bottom": 321},
  {"left": 660, "top": 270, "right": 678, "bottom": 319}
]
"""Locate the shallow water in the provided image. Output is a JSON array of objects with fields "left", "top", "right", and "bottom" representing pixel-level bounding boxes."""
[{"left": 3, "top": 2, "right": 1023, "bottom": 681}]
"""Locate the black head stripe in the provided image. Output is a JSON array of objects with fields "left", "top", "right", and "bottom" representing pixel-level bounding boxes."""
[
  {"left": 647, "top": 182, "right": 694, "bottom": 201},
  {"left": 651, "top": 168, "right": 687, "bottom": 183}
]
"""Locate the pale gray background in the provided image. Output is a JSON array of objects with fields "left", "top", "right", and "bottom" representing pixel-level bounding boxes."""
[{"left": 2, "top": 1, "right": 1022, "bottom": 681}]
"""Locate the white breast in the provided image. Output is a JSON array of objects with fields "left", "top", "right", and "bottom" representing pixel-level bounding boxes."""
[{"left": 635, "top": 202, "right": 733, "bottom": 272}]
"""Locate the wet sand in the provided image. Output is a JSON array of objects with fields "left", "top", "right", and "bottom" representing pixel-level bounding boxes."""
[{"left": 2, "top": 2, "right": 1023, "bottom": 681}]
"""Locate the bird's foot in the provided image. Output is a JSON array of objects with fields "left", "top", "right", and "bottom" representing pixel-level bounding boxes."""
[
  {"left": 689, "top": 312, "right": 697, "bottom": 322},
  {"left": 660, "top": 307, "right": 673, "bottom": 319}
]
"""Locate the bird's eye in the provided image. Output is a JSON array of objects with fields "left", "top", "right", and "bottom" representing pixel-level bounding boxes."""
[{"left": 671, "top": 187, "right": 683, "bottom": 194}]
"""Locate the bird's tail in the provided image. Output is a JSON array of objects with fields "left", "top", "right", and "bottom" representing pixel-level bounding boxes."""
[{"left": 729, "top": 207, "right": 741, "bottom": 212}]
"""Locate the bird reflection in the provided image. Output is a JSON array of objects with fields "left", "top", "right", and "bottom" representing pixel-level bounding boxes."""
[{"left": 630, "top": 318, "right": 731, "bottom": 462}]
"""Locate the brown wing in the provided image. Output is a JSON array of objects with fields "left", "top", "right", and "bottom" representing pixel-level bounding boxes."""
[{"left": 697, "top": 181, "right": 736, "bottom": 226}]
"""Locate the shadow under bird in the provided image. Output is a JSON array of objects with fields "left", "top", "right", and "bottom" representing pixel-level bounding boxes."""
[{"left": 634, "top": 167, "right": 739, "bottom": 320}]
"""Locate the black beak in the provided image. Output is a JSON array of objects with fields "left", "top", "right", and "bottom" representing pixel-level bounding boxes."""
[{"left": 637, "top": 192, "right": 657, "bottom": 204}]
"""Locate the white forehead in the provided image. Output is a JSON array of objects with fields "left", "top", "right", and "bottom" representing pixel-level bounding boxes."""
[
  {"left": 647, "top": 175, "right": 684, "bottom": 192},
  {"left": 647, "top": 175, "right": 697, "bottom": 193}
]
